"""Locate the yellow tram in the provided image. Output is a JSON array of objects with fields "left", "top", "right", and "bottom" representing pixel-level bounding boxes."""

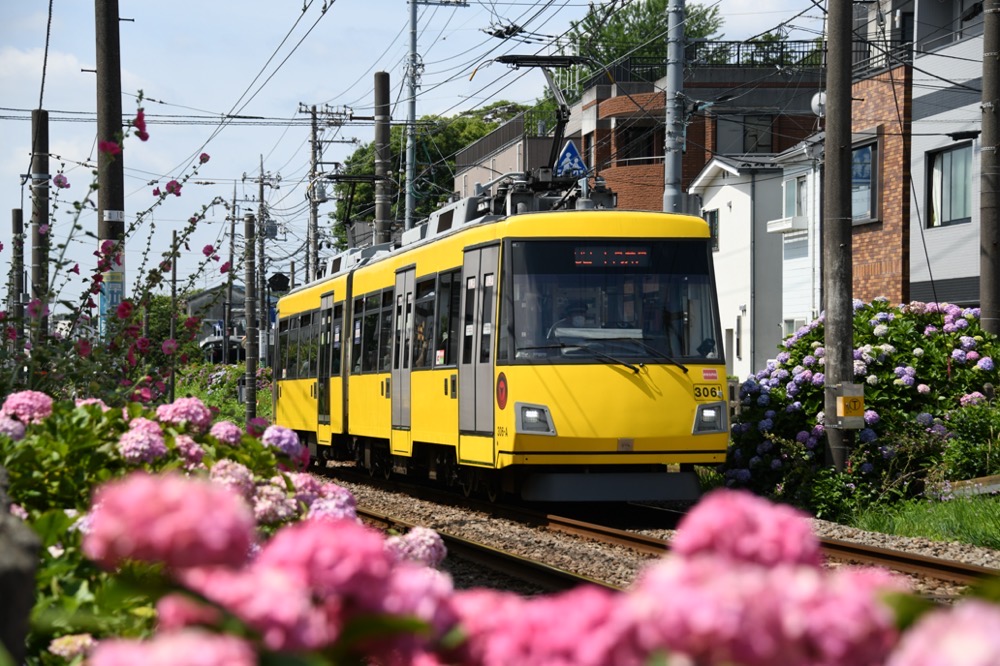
[{"left": 274, "top": 178, "right": 728, "bottom": 501}]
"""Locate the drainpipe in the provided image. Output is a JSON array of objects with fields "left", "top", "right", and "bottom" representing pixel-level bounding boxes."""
[{"left": 750, "top": 173, "right": 756, "bottom": 372}]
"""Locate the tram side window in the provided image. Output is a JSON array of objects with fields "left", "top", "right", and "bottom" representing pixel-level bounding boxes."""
[
  {"left": 332, "top": 303, "right": 343, "bottom": 376},
  {"left": 351, "top": 297, "right": 364, "bottom": 374},
  {"left": 433, "top": 271, "right": 460, "bottom": 366},
  {"left": 412, "top": 278, "right": 435, "bottom": 369},
  {"left": 479, "top": 273, "right": 495, "bottom": 363},
  {"left": 278, "top": 319, "right": 289, "bottom": 379},
  {"left": 462, "top": 276, "right": 476, "bottom": 365},
  {"left": 379, "top": 290, "right": 394, "bottom": 372},
  {"left": 362, "top": 294, "right": 381, "bottom": 373},
  {"left": 318, "top": 309, "right": 331, "bottom": 380},
  {"left": 300, "top": 313, "right": 316, "bottom": 378},
  {"left": 285, "top": 317, "right": 300, "bottom": 380}
]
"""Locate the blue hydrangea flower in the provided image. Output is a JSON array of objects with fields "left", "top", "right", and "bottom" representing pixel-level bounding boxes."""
[
  {"left": 757, "top": 418, "right": 773, "bottom": 432},
  {"left": 860, "top": 462, "right": 874, "bottom": 474},
  {"left": 757, "top": 394, "right": 770, "bottom": 406},
  {"left": 864, "top": 409, "right": 880, "bottom": 425},
  {"left": 915, "top": 412, "right": 934, "bottom": 426},
  {"left": 858, "top": 428, "right": 878, "bottom": 443},
  {"left": 951, "top": 349, "right": 967, "bottom": 364},
  {"left": 977, "top": 356, "right": 994, "bottom": 371}
]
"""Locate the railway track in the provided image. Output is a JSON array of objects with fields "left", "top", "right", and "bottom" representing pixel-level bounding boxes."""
[{"left": 331, "top": 465, "right": 1000, "bottom": 591}]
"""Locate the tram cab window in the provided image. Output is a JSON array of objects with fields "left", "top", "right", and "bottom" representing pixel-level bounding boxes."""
[
  {"left": 285, "top": 316, "right": 300, "bottom": 379},
  {"left": 507, "top": 239, "right": 721, "bottom": 363}
]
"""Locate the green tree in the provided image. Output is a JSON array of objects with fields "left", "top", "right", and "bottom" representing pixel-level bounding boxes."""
[
  {"left": 564, "top": 0, "right": 725, "bottom": 84},
  {"left": 328, "top": 101, "right": 528, "bottom": 249}
]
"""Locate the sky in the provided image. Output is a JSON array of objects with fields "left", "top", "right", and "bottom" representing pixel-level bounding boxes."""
[{"left": 0, "top": 0, "right": 826, "bottom": 313}]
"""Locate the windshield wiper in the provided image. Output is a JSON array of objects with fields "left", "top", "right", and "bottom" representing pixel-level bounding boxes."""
[
  {"left": 515, "top": 343, "right": 642, "bottom": 374},
  {"left": 595, "top": 337, "right": 689, "bottom": 374}
]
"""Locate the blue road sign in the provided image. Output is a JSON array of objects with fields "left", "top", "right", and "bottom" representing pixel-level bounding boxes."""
[{"left": 554, "top": 140, "right": 587, "bottom": 177}]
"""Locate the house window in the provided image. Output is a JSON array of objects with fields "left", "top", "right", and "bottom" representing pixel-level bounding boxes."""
[
  {"left": 744, "top": 116, "right": 773, "bottom": 153},
  {"left": 783, "top": 176, "right": 807, "bottom": 218},
  {"left": 851, "top": 143, "right": 877, "bottom": 221},
  {"left": 928, "top": 143, "right": 973, "bottom": 227},
  {"left": 704, "top": 209, "right": 720, "bottom": 251}
]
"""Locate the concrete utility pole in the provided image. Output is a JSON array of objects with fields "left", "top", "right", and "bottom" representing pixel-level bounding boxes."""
[
  {"left": 305, "top": 104, "right": 319, "bottom": 283},
  {"left": 822, "top": 0, "right": 854, "bottom": 472},
  {"left": 224, "top": 184, "right": 237, "bottom": 365},
  {"left": 981, "top": 0, "right": 1000, "bottom": 334},
  {"left": 244, "top": 159, "right": 280, "bottom": 368},
  {"left": 95, "top": 0, "right": 126, "bottom": 336},
  {"left": 374, "top": 71, "right": 393, "bottom": 245},
  {"left": 405, "top": 0, "right": 469, "bottom": 230},
  {"left": 244, "top": 211, "right": 258, "bottom": 423},
  {"left": 663, "top": 0, "right": 686, "bottom": 213},
  {"left": 30, "top": 110, "right": 49, "bottom": 342}
]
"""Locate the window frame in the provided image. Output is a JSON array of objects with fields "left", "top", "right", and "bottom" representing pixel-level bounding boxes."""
[
  {"left": 851, "top": 141, "right": 879, "bottom": 223},
  {"left": 927, "top": 142, "right": 974, "bottom": 228}
]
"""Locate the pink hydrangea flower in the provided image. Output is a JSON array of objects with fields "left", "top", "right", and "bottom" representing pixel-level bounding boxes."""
[
  {"left": 886, "top": 599, "right": 1000, "bottom": 666},
  {"left": 179, "top": 564, "right": 338, "bottom": 652},
  {"left": 174, "top": 434, "right": 204, "bottom": 467},
  {"left": 210, "top": 420, "right": 242, "bottom": 445},
  {"left": 209, "top": 459, "right": 256, "bottom": 502},
  {"left": 88, "top": 629, "right": 255, "bottom": 666},
  {"left": 116, "top": 417, "right": 167, "bottom": 464},
  {"left": 385, "top": 526, "right": 447, "bottom": 568},
  {"left": 83, "top": 471, "right": 255, "bottom": 570},
  {"left": 252, "top": 481, "right": 298, "bottom": 525},
  {"left": 2, "top": 390, "right": 54, "bottom": 424},
  {"left": 156, "top": 396, "right": 212, "bottom": 433},
  {"left": 671, "top": 488, "right": 822, "bottom": 568},
  {"left": 254, "top": 518, "right": 394, "bottom": 607},
  {"left": 155, "top": 593, "right": 222, "bottom": 632},
  {"left": 75, "top": 397, "right": 110, "bottom": 412},
  {"left": 366, "top": 563, "right": 458, "bottom": 663}
]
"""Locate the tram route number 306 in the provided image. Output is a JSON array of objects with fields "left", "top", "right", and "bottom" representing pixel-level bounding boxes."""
[{"left": 693, "top": 384, "right": 724, "bottom": 400}]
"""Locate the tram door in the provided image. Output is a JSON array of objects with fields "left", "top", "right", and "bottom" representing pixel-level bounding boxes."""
[
  {"left": 459, "top": 244, "right": 499, "bottom": 435},
  {"left": 391, "top": 268, "right": 415, "bottom": 431},
  {"left": 317, "top": 292, "right": 334, "bottom": 429}
]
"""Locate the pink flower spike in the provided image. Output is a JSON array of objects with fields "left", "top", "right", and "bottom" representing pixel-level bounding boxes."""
[
  {"left": 53, "top": 173, "right": 70, "bottom": 189},
  {"left": 202, "top": 244, "right": 214, "bottom": 257},
  {"left": 152, "top": 187, "right": 161, "bottom": 196},
  {"left": 220, "top": 261, "right": 231, "bottom": 274},
  {"left": 98, "top": 140, "right": 121, "bottom": 156},
  {"left": 199, "top": 152, "right": 210, "bottom": 164},
  {"left": 165, "top": 180, "right": 182, "bottom": 197}
]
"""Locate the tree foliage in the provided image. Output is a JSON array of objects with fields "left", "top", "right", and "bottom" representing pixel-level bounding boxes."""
[
  {"left": 566, "top": 0, "right": 725, "bottom": 75},
  {"left": 328, "top": 101, "right": 528, "bottom": 249}
]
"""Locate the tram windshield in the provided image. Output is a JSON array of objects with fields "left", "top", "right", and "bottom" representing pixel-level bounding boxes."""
[{"left": 504, "top": 239, "right": 722, "bottom": 364}]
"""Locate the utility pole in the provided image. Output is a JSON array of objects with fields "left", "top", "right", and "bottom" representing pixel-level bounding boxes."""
[
  {"left": 244, "top": 157, "right": 280, "bottom": 369},
  {"left": 244, "top": 211, "right": 257, "bottom": 423},
  {"left": 304, "top": 104, "right": 319, "bottom": 282},
  {"left": 663, "top": 0, "right": 685, "bottom": 213},
  {"left": 30, "top": 110, "right": 50, "bottom": 343},
  {"left": 10, "top": 209, "right": 24, "bottom": 341},
  {"left": 169, "top": 230, "right": 177, "bottom": 402},
  {"left": 981, "top": 0, "right": 1000, "bottom": 334},
  {"left": 822, "top": 0, "right": 853, "bottom": 472},
  {"left": 95, "top": 0, "right": 126, "bottom": 337},
  {"left": 374, "top": 72, "right": 393, "bottom": 245},
  {"left": 405, "top": 0, "right": 469, "bottom": 230}
]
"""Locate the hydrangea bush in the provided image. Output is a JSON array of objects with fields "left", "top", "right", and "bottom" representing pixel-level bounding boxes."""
[{"left": 723, "top": 299, "right": 1000, "bottom": 519}]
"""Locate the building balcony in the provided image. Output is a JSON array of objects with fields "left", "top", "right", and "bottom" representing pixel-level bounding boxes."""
[{"left": 767, "top": 215, "right": 808, "bottom": 233}]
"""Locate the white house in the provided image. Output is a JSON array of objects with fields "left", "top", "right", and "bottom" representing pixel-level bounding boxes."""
[{"left": 688, "top": 156, "right": 784, "bottom": 380}]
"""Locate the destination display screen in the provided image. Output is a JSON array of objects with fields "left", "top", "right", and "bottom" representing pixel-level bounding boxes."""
[{"left": 573, "top": 246, "right": 651, "bottom": 268}]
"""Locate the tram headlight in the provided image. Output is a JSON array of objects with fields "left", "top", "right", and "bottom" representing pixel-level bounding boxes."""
[
  {"left": 693, "top": 402, "right": 727, "bottom": 434},
  {"left": 516, "top": 403, "right": 556, "bottom": 435}
]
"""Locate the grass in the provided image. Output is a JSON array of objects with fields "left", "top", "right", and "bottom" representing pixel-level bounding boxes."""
[{"left": 851, "top": 494, "right": 1000, "bottom": 550}]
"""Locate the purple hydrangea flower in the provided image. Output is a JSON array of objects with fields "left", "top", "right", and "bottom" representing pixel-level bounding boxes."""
[
  {"left": 977, "top": 357, "right": 995, "bottom": 371},
  {"left": 0, "top": 415, "right": 26, "bottom": 441},
  {"left": 863, "top": 410, "right": 880, "bottom": 426},
  {"left": 210, "top": 420, "right": 243, "bottom": 445},
  {"left": 952, "top": 349, "right": 967, "bottom": 364},
  {"left": 261, "top": 425, "right": 303, "bottom": 458}
]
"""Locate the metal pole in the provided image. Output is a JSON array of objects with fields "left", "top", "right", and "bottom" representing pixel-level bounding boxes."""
[
  {"left": 981, "top": 0, "right": 1000, "bottom": 334},
  {"left": 169, "top": 230, "right": 177, "bottom": 402},
  {"left": 95, "top": 0, "right": 126, "bottom": 335},
  {"left": 374, "top": 72, "right": 392, "bottom": 244},
  {"left": 11, "top": 209, "right": 24, "bottom": 341},
  {"left": 662, "top": 0, "right": 686, "bottom": 213},
  {"left": 308, "top": 104, "right": 319, "bottom": 282},
  {"left": 258, "top": 161, "right": 267, "bottom": 370},
  {"left": 30, "top": 109, "right": 49, "bottom": 344},
  {"left": 244, "top": 212, "right": 258, "bottom": 422},
  {"left": 224, "top": 184, "right": 236, "bottom": 364},
  {"left": 405, "top": 0, "right": 418, "bottom": 231},
  {"left": 822, "top": 0, "right": 853, "bottom": 472}
]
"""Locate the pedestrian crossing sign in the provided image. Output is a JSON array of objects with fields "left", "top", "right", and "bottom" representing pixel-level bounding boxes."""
[{"left": 554, "top": 140, "right": 587, "bottom": 177}]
